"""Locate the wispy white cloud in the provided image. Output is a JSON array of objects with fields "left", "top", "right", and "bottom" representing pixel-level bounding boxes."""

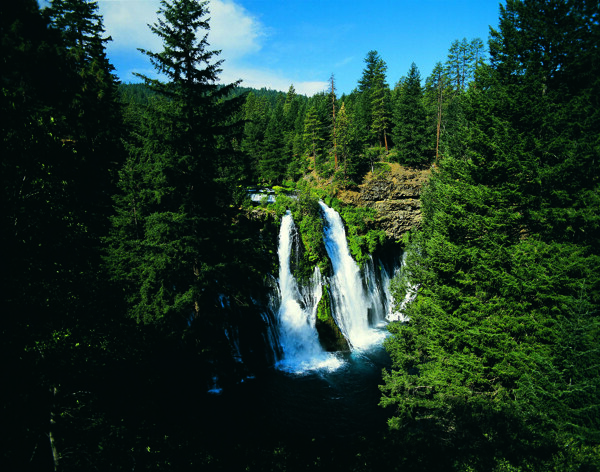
[
  {"left": 334, "top": 56, "right": 355, "bottom": 68},
  {"left": 121, "top": 66, "right": 162, "bottom": 83},
  {"left": 46, "top": 0, "right": 325, "bottom": 95},
  {"left": 98, "top": 0, "right": 163, "bottom": 53},
  {"left": 208, "top": 0, "right": 266, "bottom": 60},
  {"left": 99, "top": 0, "right": 265, "bottom": 57},
  {"left": 221, "top": 66, "right": 328, "bottom": 96},
  {"left": 287, "top": 80, "right": 329, "bottom": 97}
]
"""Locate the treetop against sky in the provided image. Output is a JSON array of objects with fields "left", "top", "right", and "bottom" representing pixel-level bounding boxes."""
[{"left": 39, "top": 0, "right": 500, "bottom": 96}]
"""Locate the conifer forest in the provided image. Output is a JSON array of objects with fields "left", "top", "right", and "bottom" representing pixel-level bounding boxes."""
[{"left": 1, "top": 0, "right": 599, "bottom": 470}]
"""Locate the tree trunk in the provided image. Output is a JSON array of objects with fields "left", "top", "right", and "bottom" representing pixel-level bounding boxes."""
[
  {"left": 436, "top": 79, "right": 443, "bottom": 162},
  {"left": 49, "top": 386, "right": 59, "bottom": 471},
  {"left": 384, "top": 129, "right": 389, "bottom": 153},
  {"left": 330, "top": 75, "right": 338, "bottom": 170}
]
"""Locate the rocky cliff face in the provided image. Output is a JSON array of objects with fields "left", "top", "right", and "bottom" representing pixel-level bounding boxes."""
[{"left": 337, "top": 164, "right": 430, "bottom": 240}]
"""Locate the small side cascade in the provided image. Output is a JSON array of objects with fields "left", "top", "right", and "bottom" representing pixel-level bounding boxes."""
[
  {"left": 319, "top": 201, "right": 385, "bottom": 350},
  {"left": 388, "top": 251, "right": 417, "bottom": 322},
  {"left": 274, "top": 211, "right": 342, "bottom": 373},
  {"left": 262, "top": 275, "right": 282, "bottom": 356},
  {"left": 380, "top": 260, "right": 400, "bottom": 321},
  {"left": 362, "top": 255, "right": 398, "bottom": 326}
]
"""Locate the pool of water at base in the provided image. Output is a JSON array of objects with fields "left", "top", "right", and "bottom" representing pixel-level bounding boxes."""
[{"left": 208, "top": 336, "right": 392, "bottom": 441}]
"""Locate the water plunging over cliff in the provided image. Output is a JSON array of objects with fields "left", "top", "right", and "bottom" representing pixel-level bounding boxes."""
[
  {"left": 319, "top": 201, "right": 387, "bottom": 350},
  {"left": 273, "top": 212, "right": 342, "bottom": 373},
  {"left": 266, "top": 204, "right": 403, "bottom": 374}
]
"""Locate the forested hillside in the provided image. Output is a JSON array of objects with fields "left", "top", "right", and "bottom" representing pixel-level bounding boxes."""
[
  {"left": 382, "top": 1, "right": 600, "bottom": 469},
  {"left": 1, "top": 0, "right": 598, "bottom": 470}
]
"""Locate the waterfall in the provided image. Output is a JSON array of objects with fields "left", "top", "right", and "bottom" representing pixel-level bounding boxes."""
[
  {"left": 274, "top": 212, "right": 342, "bottom": 373},
  {"left": 319, "top": 202, "right": 386, "bottom": 350},
  {"left": 362, "top": 256, "right": 398, "bottom": 325},
  {"left": 388, "top": 251, "right": 417, "bottom": 322}
]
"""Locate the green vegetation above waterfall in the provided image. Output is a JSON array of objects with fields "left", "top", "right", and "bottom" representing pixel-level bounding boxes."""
[{"left": 258, "top": 179, "right": 390, "bottom": 281}]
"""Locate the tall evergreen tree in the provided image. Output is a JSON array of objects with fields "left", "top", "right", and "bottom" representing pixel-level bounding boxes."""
[
  {"left": 242, "top": 91, "right": 269, "bottom": 180},
  {"left": 106, "top": 0, "right": 241, "bottom": 330},
  {"left": 370, "top": 60, "right": 390, "bottom": 152},
  {"left": 2, "top": 1, "right": 127, "bottom": 468},
  {"left": 487, "top": 0, "right": 600, "bottom": 248},
  {"left": 260, "top": 102, "right": 286, "bottom": 184},
  {"left": 392, "top": 63, "right": 430, "bottom": 166},
  {"left": 48, "top": 0, "right": 123, "bottom": 233},
  {"left": 445, "top": 38, "right": 471, "bottom": 94},
  {"left": 329, "top": 75, "right": 339, "bottom": 170},
  {"left": 382, "top": 1, "right": 600, "bottom": 468},
  {"left": 356, "top": 50, "right": 390, "bottom": 147},
  {"left": 336, "top": 102, "right": 352, "bottom": 178},
  {"left": 424, "top": 62, "right": 451, "bottom": 162},
  {"left": 283, "top": 84, "right": 298, "bottom": 124},
  {"left": 289, "top": 98, "right": 309, "bottom": 178},
  {"left": 303, "top": 105, "right": 325, "bottom": 174},
  {"left": 444, "top": 37, "right": 485, "bottom": 95}
]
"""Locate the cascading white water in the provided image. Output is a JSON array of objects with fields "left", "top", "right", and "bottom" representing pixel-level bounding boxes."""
[
  {"left": 380, "top": 261, "right": 400, "bottom": 321},
  {"left": 275, "top": 211, "right": 342, "bottom": 373},
  {"left": 319, "top": 202, "right": 386, "bottom": 350},
  {"left": 388, "top": 251, "right": 417, "bottom": 322},
  {"left": 362, "top": 256, "right": 398, "bottom": 326}
]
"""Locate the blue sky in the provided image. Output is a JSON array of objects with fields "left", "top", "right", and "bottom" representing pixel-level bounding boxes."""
[{"left": 42, "top": 0, "right": 503, "bottom": 96}]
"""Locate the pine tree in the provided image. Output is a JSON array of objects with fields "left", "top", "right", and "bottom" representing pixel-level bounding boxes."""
[
  {"left": 48, "top": 0, "right": 123, "bottom": 233},
  {"left": 382, "top": 1, "right": 600, "bottom": 467},
  {"left": 336, "top": 102, "right": 352, "bottom": 179},
  {"left": 242, "top": 92, "right": 269, "bottom": 180},
  {"left": 444, "top": 37, "right": 485, "bottom": 95},
  {"left": 289, "top": 99, "right": 308, "bottom": 178},
  {"left": 329, "top": 75, "right": 339, "bottom": 170},
  {"left": 370, "top": 60, "right": 390, "bottom": 152},
  {"left": 303, "top": 105, "right": 325, "bottom": 174},
  {"left": 259, "top": 103, "right": 286, "bottom": 184},
  {"left": 107, "top": 0, "right": 241, "bottom": 329},
  {"left": 282, "top": 85, "right": 304, "bottom": 178},
  {"left": 424, "top": 62, "right": 451, "bottom": 162},
  {"left": 2, "top": 2, "right": 127, "bottom": 467},
  {"left": 357, "top": 50, "right": 390, "bottom": 147},
  {"left": 445, "top": 38, "right": 471, "bottom": 94},
  {"left": 283, "top": 84, "right": 298, "bottom": 124},
  {"left": 487, "top": 0, "right": 600, "bottom": 248},
  {"left": 392, "top": 63, "right": 430, "bottom": 166}
]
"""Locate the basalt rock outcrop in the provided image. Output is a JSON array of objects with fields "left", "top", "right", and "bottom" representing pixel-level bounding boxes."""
[{"left": 338, "top": 164, "right": 431, "bottom": 241}]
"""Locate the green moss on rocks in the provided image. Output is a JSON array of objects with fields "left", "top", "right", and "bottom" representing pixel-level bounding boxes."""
[{"left": 315, "top": 284, "right": 349, "bottom": 352}]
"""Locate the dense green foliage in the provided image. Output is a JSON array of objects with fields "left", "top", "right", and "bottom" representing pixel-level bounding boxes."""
[
  {"left": 336, "top": 204, "right": 387, "bottom": 265},
  {"left": 1, "top": 1, "right": 272, "bottom": 469},
  {"left": 2, "top": 0, "right": 598, "bottom": 470},
  {"left": 392, "top": 63, "right": 430, "bottom": 166},
  {"left": 1, "top": 0, "right": 126, "bottom": 468},
  {"left": 382, "top": 1, "right": 600, "bottom": 469},
  {"left": 236, "top": 43, "right": 486, "bottom": 186},
  {"left": 105, "top": 0, "right": 244, "bottom": 330}
]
